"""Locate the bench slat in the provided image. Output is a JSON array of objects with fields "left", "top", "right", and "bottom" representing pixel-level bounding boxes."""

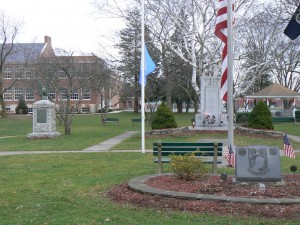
[
  {"left": 153, "top": 158, "right": 223, "bottom": 164},
  {"left": 153, "top": 152, "right": 222, "bottom": 156},
  {"left": 104, "top": 118, "right": 119, "bottom": 126},
  {"left": 153, "top": 142, "right": 223, "bottom": 147},
  {"left": 153, "top": 142, "right": 223, "bottom": 174}
]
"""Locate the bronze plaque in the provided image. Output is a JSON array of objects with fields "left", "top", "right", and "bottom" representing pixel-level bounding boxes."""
[{"left": 37, "top": 109, "right": 47, "bottom": 123}]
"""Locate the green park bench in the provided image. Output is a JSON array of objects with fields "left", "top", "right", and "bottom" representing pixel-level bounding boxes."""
[
  {"left": 272, "top": 117, "right": 294, "bottom": 123},
  {"left": 103, "top": 118, "right": 119, "bottom": 126},
  {"left": 131, "top": 118, "right": 142, "bottom": 126},
  {"left": 153, "top": 141, "right": 223, "bottom": 174}
]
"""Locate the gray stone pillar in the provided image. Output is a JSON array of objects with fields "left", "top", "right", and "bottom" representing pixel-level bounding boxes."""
[
  {"left": 27, "top": 100, "right": 60, "bottom": 139},
  {"left": 195, "top": 76, "right": 227, "bottom": 128}
]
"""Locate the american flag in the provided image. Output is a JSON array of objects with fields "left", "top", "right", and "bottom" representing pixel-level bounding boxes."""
[
  {"left": 283, "top": 134, "right": 296, "bottom": 158},
  {"left": 215, "top": 0, "right": 230, "bottom": 102},
  {"left": 225, "top": 144, "right": 235, "bottom": 167}
]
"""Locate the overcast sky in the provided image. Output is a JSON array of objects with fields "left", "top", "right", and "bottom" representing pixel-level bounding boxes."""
[{"left": 0, "top": 0, "right": 124, "bottom": 56}]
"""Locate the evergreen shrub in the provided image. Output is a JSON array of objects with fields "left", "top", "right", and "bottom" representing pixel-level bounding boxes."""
[
  {"left": 15, "top": 95, "right": 28, "bottom": 114},
  {"left": 295, "top": 110, "right": 300, "bottom": 122},
  {"left": 235, "top": 112, "right": 250, "bottom": 125},
  {"left": 248, "top": 101, "right": 273, "bottom": 130},
  {"left": 151, "top": 102, "right": 177, "bottom": 129}
]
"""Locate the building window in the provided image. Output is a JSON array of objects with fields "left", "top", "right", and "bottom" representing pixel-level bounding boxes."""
[
  {"left": 14, "top": 66, "right": 23, "bottom": 79},
  {"left": 4, "top": 66, "right": 12, "bottom": 79},
  {"left": 14, "top": 88, "right": 23, "bottom": 100},
  {"left": 82, "top": 88, "right": 90, "bottom": 100},
  {"left": 81, "top": 107, "right": 90, "bottom": 113},
  {"left": 28, "top": 108, "right": 33, "bottom": 113},
  {"left": 71, "top": 88, "right": 79, "bottom": 100},
  {"left": 25, "top": 89, "right": 34, "bottom": 101},
  {"left": 59, "top": 88, "right": 67, "bottom": 100},
  {"left": 25, "top": 67, "right": 34, "bottom": 79},
  {"left": 58, "top": 68, "right": 66, "bottom": 79},
  {"left": 48, "top": 90, "right": 56, "bottom": 100},
  {"left": 3, "top": 88, "right": 13, "bottom": 100}
]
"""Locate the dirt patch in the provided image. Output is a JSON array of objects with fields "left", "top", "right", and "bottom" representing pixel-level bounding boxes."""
[{"left": 106, "top": 174, "right": 300, "bottom": 220}]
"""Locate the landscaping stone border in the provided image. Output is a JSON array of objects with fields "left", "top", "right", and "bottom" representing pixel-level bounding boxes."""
[{"left": 128, "top": 174, "right": 300, "bottom": 205}]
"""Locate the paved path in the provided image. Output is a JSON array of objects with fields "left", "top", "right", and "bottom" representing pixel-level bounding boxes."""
[{"left": 83, "top": 131, "right": 139, "bottom": 152}]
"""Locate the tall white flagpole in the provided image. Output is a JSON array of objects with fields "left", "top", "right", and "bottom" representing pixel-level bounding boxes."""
[
  {"left": 227, "top": 0, "right": 234, "bottom": 158},
  {"left": 141, "top": 0, "right": 146, "bottom": 153}
]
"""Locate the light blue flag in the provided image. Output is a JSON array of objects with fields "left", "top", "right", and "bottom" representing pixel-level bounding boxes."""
[{"left": 139, "top": 44, "right": 156, "bottom": 86}]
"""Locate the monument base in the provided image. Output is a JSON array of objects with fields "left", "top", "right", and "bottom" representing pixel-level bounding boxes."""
[
  {"left": 195, "top": 113, "right": 228, "bottom": 129},
  {"left": 27, "top": 132, "right": 61, "bottom": 139}
]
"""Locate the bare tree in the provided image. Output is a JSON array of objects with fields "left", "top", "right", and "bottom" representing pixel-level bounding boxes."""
[
  {"left": 90, "top": 55, "right": 120, "bottom": 123},
  {"left": 38, "top": 49, "right": 98, "bottom": 135},
  {"left": 146, "top": 0, "right": 254, "bottom": 109},
  {"left": 0, "top": 12, "right": 21, "bottom": 117},
  {"left": 271, "top": 40, "right": 300, "bottom": 91},
  {"left": 236, "top": 2, "right": 300, "bottom": 95}
]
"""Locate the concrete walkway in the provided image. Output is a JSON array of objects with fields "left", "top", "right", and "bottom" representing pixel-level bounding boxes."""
[{"left": 83, "top": 131, "right": 139, "bottom": 152}]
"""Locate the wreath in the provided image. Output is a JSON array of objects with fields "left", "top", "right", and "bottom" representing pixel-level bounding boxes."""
[{"left": 205, "top": 114, "right": 216, "bottom": 124}]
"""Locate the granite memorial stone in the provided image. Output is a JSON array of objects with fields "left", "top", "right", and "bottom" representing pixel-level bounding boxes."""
[
  {"left": 27, "top": 100, "right": 60, "bottom": 139},
  {"left": 195, "top": 76, "right": 225, "bottom": 128},
  {"left": 235, "top": 146, "right": 281, "bottom": 182}
]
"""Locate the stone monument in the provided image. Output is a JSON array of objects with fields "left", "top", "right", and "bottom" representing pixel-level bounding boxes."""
[
  {"left": 27, "top": 87, "right": 60, "bottom": 139},
  {"left": 195, "top": 76, "right": 228, "bottom": 128},
  {"left": 235, "top": 146, "right": 281, "bottom": 182}
]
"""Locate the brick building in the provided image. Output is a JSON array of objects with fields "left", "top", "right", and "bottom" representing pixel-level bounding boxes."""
[{"left": 1, "top": 36, "right": 122, "bottom": 114}]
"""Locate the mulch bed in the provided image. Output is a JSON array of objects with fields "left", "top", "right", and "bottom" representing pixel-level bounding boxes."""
[{"left": 106, "top": 174, "right": 300, "bottom": 220}]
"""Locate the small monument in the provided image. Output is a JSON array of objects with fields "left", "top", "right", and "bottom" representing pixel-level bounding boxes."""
[
  {"left": 195, "top": 76, "right": 228, "bottom": 128},
  {"left": 235, "top": 146, "right": 281, "bottom": 182},
  {"left": 27, "top": 86, "right": 60, "bottom": 139}
]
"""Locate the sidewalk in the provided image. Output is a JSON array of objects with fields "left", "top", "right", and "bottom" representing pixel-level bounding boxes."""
[{"left": 83, "top": 131, "right": 139, "bottom": 152}]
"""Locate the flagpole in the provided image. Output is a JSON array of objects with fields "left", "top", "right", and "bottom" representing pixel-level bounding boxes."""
[
  {"left": 227, "top": 0, "right": 234, "bottom": 159},
  {"left": 141, "top": 0, "right": 146, "bottom": 153}
]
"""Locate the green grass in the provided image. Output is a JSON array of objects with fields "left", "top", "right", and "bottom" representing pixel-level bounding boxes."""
[
  {"left": 2, "top": 112, "right": 300, "bottom": 151},
  {"left": 0, "top": 152, "right": 298, "bottom": 224},
  {"left": 0, "top": 112, "right": 143, "bottom": 151},
  {"left": 0, "top": 112, "right": 194, "bottom": 151},
  {"left": 0, "top": 112, "right": 300, "bottom": 224}
]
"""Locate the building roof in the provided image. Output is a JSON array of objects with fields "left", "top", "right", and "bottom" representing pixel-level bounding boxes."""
[
  {"left": 2, "top": 43, "right": 46, "bottom": 63},
  {"left": 1, "top": 36, "right": 54, "bottom": 64},
  {"left": 246, "top": 83, "right": 300, "bottom": 98}
]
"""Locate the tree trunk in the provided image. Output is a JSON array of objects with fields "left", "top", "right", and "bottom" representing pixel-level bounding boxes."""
[
  {"left": 176, "top": 100, "right": 183, "bottom": 113},
  {"left": 185, "top": 100, "right": 190, "bottom": 113},
  {"left": 64, "top": 124, "right": 71, "bottom": 135},
  {"left": 162, "top": 45, "right": 173, "bottom": 109},
  {"left": 0, "top": 85, "right": 7, "bottom": 117},
  {"left": 193, "top": 98, "right": 199, "bottom": 113}
]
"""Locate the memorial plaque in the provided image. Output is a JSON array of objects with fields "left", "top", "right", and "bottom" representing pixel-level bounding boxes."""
[
  {"left": 37, "top": 109, "right": 47, "bottom": 123},
  {"left": 236, "top": 146, "right": 281, "bottom": 182}
]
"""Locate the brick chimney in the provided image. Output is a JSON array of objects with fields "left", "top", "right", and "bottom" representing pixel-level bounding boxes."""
[
  {"left": 44, "top": 36, "right": 52, "bottom": 44},
  {"left": 42, "top": 35, "right": 55, "bottom": 57}
]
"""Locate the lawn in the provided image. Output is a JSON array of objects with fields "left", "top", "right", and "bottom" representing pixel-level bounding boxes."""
[
  {"left": 1, "top": 112, "right": 300, "bottom": 151},
  {"left": 0, "top": 112, "right": 300, "bottom": 224},
  {"left": 0, "top": 152, "right": 299, "bottom": 224}
]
